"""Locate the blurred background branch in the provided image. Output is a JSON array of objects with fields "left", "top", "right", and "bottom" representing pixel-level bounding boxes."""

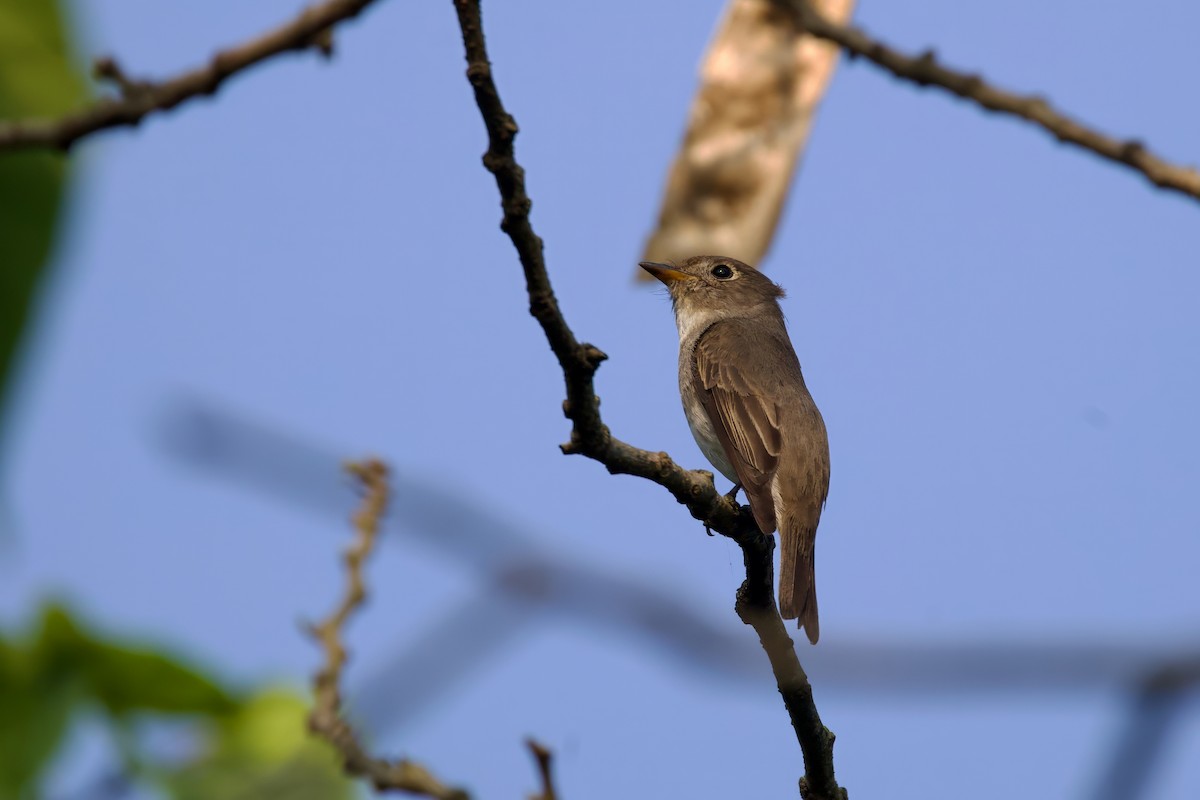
[
  {"left": 161, "top": 398, "right": 1200, "bottom": 800},
  {"left": 1086, "top": 661, "right": 1200, "bottom": 800}
]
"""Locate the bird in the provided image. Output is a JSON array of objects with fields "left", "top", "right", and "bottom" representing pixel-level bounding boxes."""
[{"left": 640, "top": 255, "right": 830, "bottom": 644}]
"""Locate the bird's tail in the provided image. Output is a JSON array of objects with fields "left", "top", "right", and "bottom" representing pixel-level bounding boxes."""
[{"left": 778, "top": 523, "right": 819, "bottom": 645}]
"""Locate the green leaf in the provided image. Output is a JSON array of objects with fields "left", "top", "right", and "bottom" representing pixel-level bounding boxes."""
[
  {"left": 36, "top": 604, "right": 238, "bottom": 718},
  {"left": 0, "top": 636, "right": 84, "bottom": 798},
  {"left": 1, "top": 603, "right": 269, "bottom": 797},
  {"left": 0, "top": 0, "right": 87, "bottom": 428},
  {"left": 159, "top": 689, "right": 357, "bottom": 800}
]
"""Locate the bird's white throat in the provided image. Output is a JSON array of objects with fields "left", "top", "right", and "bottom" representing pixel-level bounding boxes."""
[{"left": 672, "top": 302, "right": 732, "bottom": 345}]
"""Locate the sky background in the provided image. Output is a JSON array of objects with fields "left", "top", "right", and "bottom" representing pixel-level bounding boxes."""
[{"left": 3, "top": 0, "right": 1199, "bottom": 798}]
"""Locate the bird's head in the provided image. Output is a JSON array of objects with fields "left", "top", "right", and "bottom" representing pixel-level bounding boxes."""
[{"left": 640, "top": 255, "right": 784, "bottom": 316}]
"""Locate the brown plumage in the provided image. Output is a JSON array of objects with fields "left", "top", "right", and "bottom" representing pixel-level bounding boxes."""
[{"left": 641, "top": 255, "right": 830, "bottom": 643}]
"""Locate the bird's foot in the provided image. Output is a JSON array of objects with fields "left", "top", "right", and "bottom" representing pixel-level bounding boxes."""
[{"left": 725, "top": 483, "right": 743, "bottom": 504}]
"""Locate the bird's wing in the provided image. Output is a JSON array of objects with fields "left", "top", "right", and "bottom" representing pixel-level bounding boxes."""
[{"left": 692, "top": 321, "right": 783, "bottom": 534}]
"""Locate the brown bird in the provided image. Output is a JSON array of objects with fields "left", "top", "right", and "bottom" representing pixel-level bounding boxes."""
[{"left": 641, "top": 256, "right": 830, "bottom": 643}]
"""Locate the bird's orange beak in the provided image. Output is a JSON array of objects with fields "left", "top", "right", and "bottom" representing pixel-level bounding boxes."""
[{"left": 639, "top": 262, "right": 695, "bottom": 284}]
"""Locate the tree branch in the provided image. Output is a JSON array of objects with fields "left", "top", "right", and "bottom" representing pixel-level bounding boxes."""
[
  {"left": 450, "top": 1, "right": 844, "bottom": 797},
  {"left": 735, "top": 536, "right": 843, "bottom": 800},
  {"left": 308, "top": 459, "right": 471, "bottom": 800},
  {"left": 525, "top": 739, "right": 559, "bottom": 800},
  {"left": 0, "top": 0, "right": 384, "bottom": 152},
  {"left": 782, "top": 0, "right": 1200, "bottom": 204}
]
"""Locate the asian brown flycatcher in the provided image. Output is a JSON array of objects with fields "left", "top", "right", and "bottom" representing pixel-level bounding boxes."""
[{"left": 641, "top": 255, "right": 830, "bottom": 644}]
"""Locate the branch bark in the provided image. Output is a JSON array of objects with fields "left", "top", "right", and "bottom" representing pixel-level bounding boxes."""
[
  {"left": 450, "top": 1, "right": 844, "bottom": 797},
  {"left": 0, "top": 0, "right": 384, "bottom": 152},
  {"left": 525, "top": 739, "right": 560, "bottom": 800},
  {"left": 782, "top": 0, "right": 1200, "bottom": 203},
  {"left": 308, "top": 459, "right": 471, "bottom": 800}
]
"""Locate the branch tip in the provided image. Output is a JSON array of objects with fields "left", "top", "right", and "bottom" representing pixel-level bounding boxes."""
[
  {"left": 786, "top": 0, "right": 1200, "bottom": 202},
  {"left": 0, "top": 0, "right": 384, "bottom": 151},
  {"left": 525, "top": 738, "right": 559, "bottom": 800}
]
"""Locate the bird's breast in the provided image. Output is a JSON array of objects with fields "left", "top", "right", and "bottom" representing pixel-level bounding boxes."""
[{"left": 678, "top": 339, "right": 738, "bottom": 483}]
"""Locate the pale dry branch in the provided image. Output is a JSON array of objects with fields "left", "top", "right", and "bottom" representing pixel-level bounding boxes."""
[
  {"left": 0, "top": 0, "right": 384, "bottom": 151},
  {"left": 783, "top": 0, "right": 1200, "bottom": 203},
  {"left": 308, "top": 459, "right": 470, "bottom": 800},
  {"left": 451, "top": 1, "right": 844, "bottom": 797},
  {"left": 641, "top": 0, "right": 856, "bottom": 276}
]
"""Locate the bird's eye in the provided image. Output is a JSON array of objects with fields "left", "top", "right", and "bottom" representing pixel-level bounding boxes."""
[{"left": 711, "top": 264, "right": 734, "bottom": 279}]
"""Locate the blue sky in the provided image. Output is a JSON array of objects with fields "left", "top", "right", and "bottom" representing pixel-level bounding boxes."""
[{"left": 3, "top": 1, "right": 1199, "bottom": 798}]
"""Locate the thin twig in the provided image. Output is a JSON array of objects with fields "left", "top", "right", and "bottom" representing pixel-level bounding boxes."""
[
  {"left": 782, "top": 0, "right": 1200, "bottom": 203},
  {"left": 0, "top": 0, "right": 384, "bottom": 152},
  {"left": 450, "top": 1, "right": 844, "bottom": 797},
  {"left": 525, "top": 739, "right": 559, "bottom": 800},
  {"left": 308, "top": 459, "right": 470, "bottom": 800}
]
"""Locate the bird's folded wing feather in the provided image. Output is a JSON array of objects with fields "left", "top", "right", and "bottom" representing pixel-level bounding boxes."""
[{"left": 693, "top": 321, "right": 783, "bottom": 534}]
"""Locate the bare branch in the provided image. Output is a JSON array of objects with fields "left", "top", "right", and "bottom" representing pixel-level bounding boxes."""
[
  {"left": 308, "top": 459, "right": 470, "bottom": 800},
  {"left": 451, "top": 0, "right": 752, "bottom": 545},
  {"left": 525, "top": 739, "right": 559, "bottom": 800},
  {"left": 782, "top": 0, "right": 1200, "bottom": 203},
  {"left": 735, "top": 535, "right": 842, "bottom": 799},
  {"left": 450, "top": 1, "right": 845, "bottom": 797},
  {"left": 0, "top": 0, "right": 384, "bottom": 152}
]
